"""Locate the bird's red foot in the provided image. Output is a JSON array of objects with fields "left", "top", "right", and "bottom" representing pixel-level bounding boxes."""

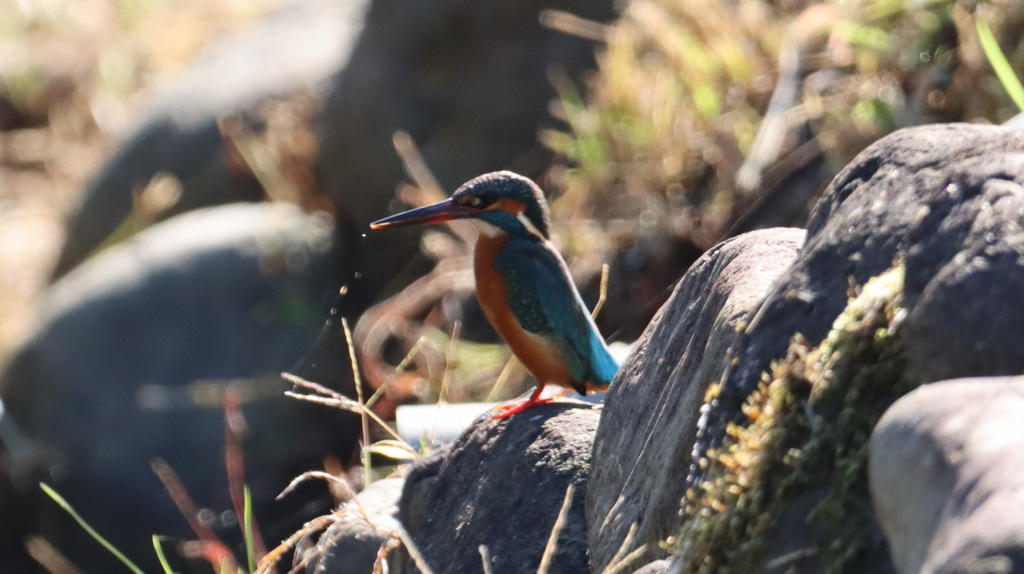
[
  {"left": 491, "top": 386, "right": 551, "bottom": 420},
  {"left": 492, "top": 396, "right": 554, "bottom": 420}
]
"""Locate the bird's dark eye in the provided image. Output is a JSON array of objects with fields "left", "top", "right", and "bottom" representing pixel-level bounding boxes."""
[
  {"left": 480, "top": 190, "right": 499, "bottom": 206},
  {"left": 461, "top": 190, "right": 499, "bottom": 209}
]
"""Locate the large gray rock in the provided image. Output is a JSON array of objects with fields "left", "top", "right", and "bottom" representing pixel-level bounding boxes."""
[
  {"left": 586, "top": 228, "right": 805, "bottom": 571},
  {"left": 694, "top": 124, "right": 1024, "bottom": 480},
  {"left": 587, "top": 123, "right": 1024, "bottom": 573},
  {"left": 54, "top": 0, "right": 366, "bottom": 278},
  {"left": 0, "top": 203, "right": 360, "bottom": 572},
  {"left": 871, "top": 377, "right": 1024, "bottom": 574},
  {"left": 393, "top": 403, "right": 598, "bottom": 574}
]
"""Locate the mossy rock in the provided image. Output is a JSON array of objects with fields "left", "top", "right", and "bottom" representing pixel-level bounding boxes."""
[{"left": 673, "top": 265, "right": 911, "bottom": 574}]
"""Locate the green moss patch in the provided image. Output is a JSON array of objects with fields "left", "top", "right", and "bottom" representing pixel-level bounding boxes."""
[{"left": 672, "top": 265, "right": 915, "bottom": 573}]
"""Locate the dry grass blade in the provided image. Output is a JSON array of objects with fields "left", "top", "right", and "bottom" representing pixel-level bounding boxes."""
[
  {"left": 282, "top": 389, "right": 358, "bottom": 410},
  {"left": 600, "top": 522, "right": 647, "bottom": 574},
  {"left": 282, "top": 373, "right": 411, "bottom": 447},
  {"left": 365, "top": 336, "right": 426, "bottom": 411},
  {"left": 342, "top": 316, "right": 373, "bottom": 489},
  {"left": 151, "top": 459, "right": 221, "bottom": 543},
  {"left": 25, "top": 535, "right": 81, "bottom": 574},
  {"left": 601, "top": 522, "right": 641, "bottom": 573},
  {"left": 479, "top": 545, "right": 495, "bottom": 574},
  {"left": 539, "top": 9, "right": 609, "bottom": 42},
  {"left": 373, "top": 541, "right": 392, "bottom": 574},
  {"left": 591, "top": 263, "right": 610, "bottom": 320},
  {"left": 601, "top": 546, "right": 649, "bottom": 574},
  {"left": 763, "top": 547, "right": 818, "bottom": 569},
  {"left": 365, "top": 440, "right": 420, "bottom": 462},
  {"left": 281, "top": 372, "right": 355, "bottom": 404},
  {"left": 394, "top": 523, "right": 436, "bottom": 574},
  {"left": 254, "top": 515, "right": 337, "bottom": 574},
  {"left": 277, "top": 471, "right": 358, "bottom": 503},
  {"left": 282, "top": 390, "right": 408, "bottom": 446},
  {"left": 537, "top": 483, "right": 576, "bottom": 574},
  {"left": 218, "top": 115, "right": 300, "bottom": 205},
  {"left": 437, "top": 321, "right": 460, "bottom": 406},
  {"left": 485, "top": 354, "right": 521, "bottom": 403},
  {"left": 391, "top": 131, "right": 478, "bottom": 246},
  {"left": 222, "top": 391, "right": 269, "bottom": 569},
  {"left": 392, "top": 131, "right": 445, "bottom": 202}
]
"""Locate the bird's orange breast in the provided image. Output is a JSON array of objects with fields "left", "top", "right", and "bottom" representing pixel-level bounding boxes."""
[{"left": 473, "top": 235, "right": 573, "bottom": 387}]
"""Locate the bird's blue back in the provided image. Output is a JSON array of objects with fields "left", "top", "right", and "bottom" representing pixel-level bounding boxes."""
[{"left": 494, "top": 236, "right": 619, "bottom": 390}]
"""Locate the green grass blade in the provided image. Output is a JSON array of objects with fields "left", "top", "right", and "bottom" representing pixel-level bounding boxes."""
[
  {"left": 152, "top": 535, "right": 174, "bottom": 574},
  {"left": 977, "top": 19, "right": 1024, "bottom": 112},
  {"left": 39, "top": 483, "right": 146, "bottom": 574},
  {"left": 243, "top": 486, "right": 256, "bottom": 573}
]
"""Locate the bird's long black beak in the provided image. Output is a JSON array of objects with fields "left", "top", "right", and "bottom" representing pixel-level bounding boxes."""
[{"left": 370, "top": 199, "right": 477, "bottom": 229}]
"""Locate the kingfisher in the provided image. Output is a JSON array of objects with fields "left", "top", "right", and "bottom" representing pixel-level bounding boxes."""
[{"left": 370, "top": 171, "right": 619, "bottom": 418}]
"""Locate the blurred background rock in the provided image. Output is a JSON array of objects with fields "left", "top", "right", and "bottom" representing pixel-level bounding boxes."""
[{"left": 0, "top": 0, "right": 617, "bottom": 570}]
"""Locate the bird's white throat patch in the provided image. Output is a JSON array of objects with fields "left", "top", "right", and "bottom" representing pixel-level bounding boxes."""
[
  {"left": 471, "top": 218, "right": 501, "bottom": 237},
  {"left": 517, "top": 212, "right": 545, "bottom": 239},
  {"left": 469, "top": 212, "right": 545, "bottom": 239}
]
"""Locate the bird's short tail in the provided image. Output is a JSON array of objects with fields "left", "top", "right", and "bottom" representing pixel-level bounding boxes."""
[{"left": 589, "top": 336, "right": 620, "bottom": 387}]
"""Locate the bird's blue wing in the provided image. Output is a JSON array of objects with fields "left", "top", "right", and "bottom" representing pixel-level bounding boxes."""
[{"left": 494, "top": 238, "right": 618, "bottom": 388}]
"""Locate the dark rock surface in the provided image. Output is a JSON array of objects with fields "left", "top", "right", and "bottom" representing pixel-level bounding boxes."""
[
  {"left": 0, "top": 203, "right": 360, "bottom": 571},
  {"left": 693, "top": 124, "right": 1024, "bottom": 482},
  {"left": 586, "top": 227, "right": 805, "bottom": 571},
  {"left": 901, "top": 152, "right": 1024, "bottom": 382},
  {"left": 586, "top": 123, "right": 1024, "bottom": 573},
  {"left": 54, "top": 0, "right": 366, "bottom": 278},
  {"left": 871, "top": 377, "right": 1024, "bottom": 574},
  {"left": 392, "top": 402, "right": 598, "bottom": 574},
  {"left": 298, "top": 477, "right": 404, "bottom": 574}
]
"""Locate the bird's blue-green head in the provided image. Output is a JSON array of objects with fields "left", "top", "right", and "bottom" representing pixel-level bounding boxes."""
[{"left": 370, "top": 171, "right": 551, "bottom": 240}]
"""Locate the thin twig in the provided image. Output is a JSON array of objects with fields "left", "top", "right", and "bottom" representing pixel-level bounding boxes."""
[{"left": 537, "top": 483, "right": 576, "bottom": 574}]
